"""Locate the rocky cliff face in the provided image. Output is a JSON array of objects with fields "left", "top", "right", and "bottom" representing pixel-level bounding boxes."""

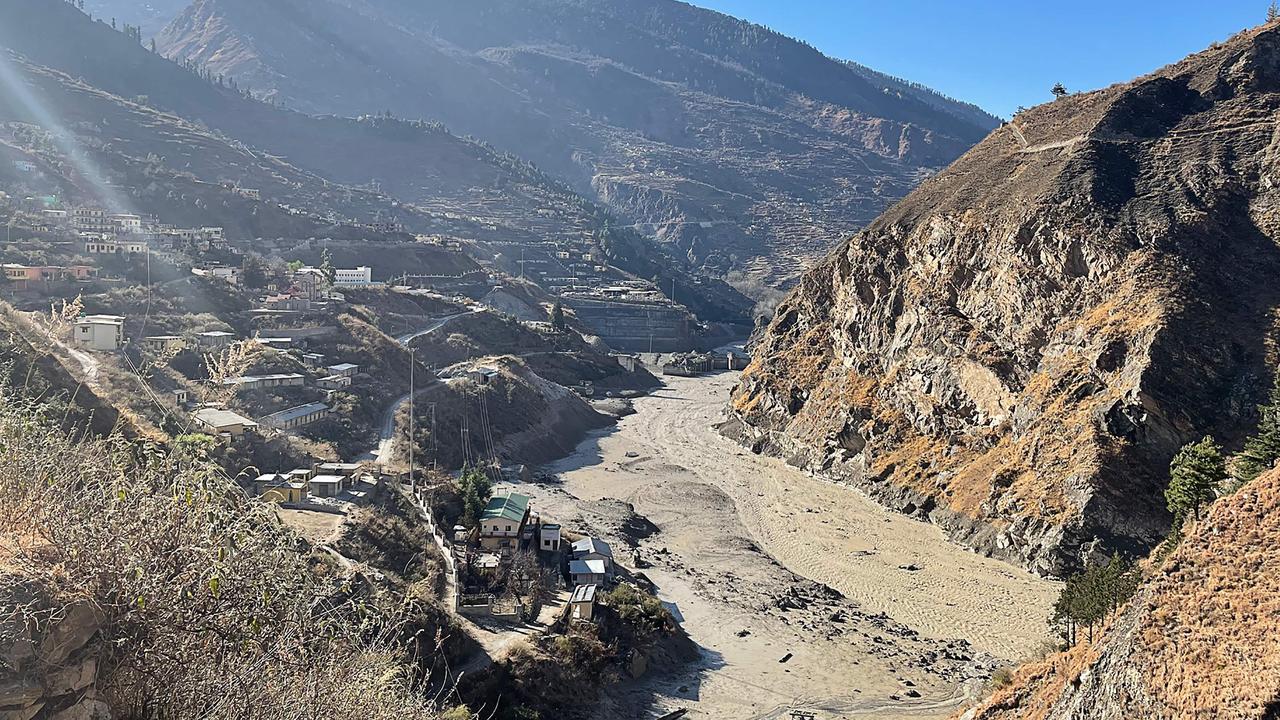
[
  {"left": 156, "top": 0, "right": 1000, "bottom": 283},
  {"left": 957, "top": 467, "right": 1280, "bottom": 719},
  {"left": 728, "top": 23, "right": 1280, "bottom": 575}
]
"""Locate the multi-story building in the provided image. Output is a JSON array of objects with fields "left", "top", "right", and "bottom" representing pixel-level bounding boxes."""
[
  {"left": 73, "top": 315, "right": 124, "bottom": 351},
  {"left": 333, "top": 266, "right": 373, "bottom": 286}
]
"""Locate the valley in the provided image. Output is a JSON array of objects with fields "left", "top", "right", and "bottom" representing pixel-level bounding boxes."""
[{"left": 504, "top": 371, "right": 1058, "bottom": 718}]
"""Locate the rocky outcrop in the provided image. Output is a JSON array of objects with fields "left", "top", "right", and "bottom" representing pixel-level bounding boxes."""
[
  {"left": 957, "top": 467, "right": 1280, "bottom": 719},
  {"left": 729, "top": 23, "right": 1280, "bottom": 575},
  {"left": 2, "top": 576, "right": 109, "bottom": 720}
]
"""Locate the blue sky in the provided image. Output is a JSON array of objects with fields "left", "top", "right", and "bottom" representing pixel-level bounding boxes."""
[{"left": 689, "top": 0, "right": 1269, "bottom": 118}]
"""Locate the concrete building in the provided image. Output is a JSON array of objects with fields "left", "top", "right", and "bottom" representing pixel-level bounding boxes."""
[
  {"left": 83, "top": 236, "right": 147, "bottom": 255},
  {"left": 142, "top": 335, "right": 183, "bottom": 353},
  {"left": 539, "top": 523, "right": 562, "bottom": 553},
  {"left": 193, "top": 407, "right": 258, "bottom": 438},
  {"left": 308, "top": 474, "right": 344, "bottom": 498},
  {"left": 478, "top": 492, "right": 531, "bottom": 552},
  {"left": 333, "top": 267, "right": 373, "bottom": 286},
  {"left": 221, "top": 373, "right": 306, "bottom": 391},
  {"left": 260, "top": 402, "right": 331, "bottom": 431},
  {"left": 73, "top": 315, "right": 124, "bottom": 351},
  {"left": 318, "top": 375, "right": 352, "bottom": 390},
  {"left": 571, "top": 537, "right": 614, "bottom": 572},
  {"left": 569, "top": 583, "right": 598, "bottom": 621},
  {"left": 569, "top": 559, "right": 607, "bottom": 587},
  {"left": 196, "top": 331, "right": 236, "bottom": 350},
  {"left": 326, "top": 363, "right": 359, "bottom": 378}
]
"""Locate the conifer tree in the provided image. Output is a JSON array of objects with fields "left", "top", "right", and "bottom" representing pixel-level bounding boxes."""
[
  {"left": 1233, "top": 375, "right": 1280, "bottom": 486},
  {"left": 1268, "top": 0, "right": 1279, "bottom": 23},
  {"left": 1166, "top": 436, "right": 1226, "bottom": 525}
]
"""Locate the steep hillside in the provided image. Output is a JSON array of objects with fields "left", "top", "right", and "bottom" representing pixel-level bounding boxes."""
[
  {"left": 0, "top": 0, "right": 750, "bottom": 324},
  {"left": 157, "top": 0, "right": 1000, "bottom": 283},
  {"left": 728, "top": 23, "right": 1280, "bottom": 575},
  {"left": 958, "top": 468, "right": 1280, "bottom": 719}
]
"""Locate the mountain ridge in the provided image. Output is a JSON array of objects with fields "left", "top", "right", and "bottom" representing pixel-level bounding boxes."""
[
  {"left": 727, "top": 21, "right": 1280, "bottom": 575},
  {"left": 156, "top": 0, "right": 1000, "bottom": 283}
]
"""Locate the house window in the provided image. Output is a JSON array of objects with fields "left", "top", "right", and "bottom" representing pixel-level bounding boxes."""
[{"left": 505, "top": 525, "right": 512, "bottom": 532}]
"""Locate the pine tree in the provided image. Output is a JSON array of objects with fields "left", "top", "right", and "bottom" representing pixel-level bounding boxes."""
[
  {"left": 1233, "top": 375, "right": 1280, "bottom": 486},
  {"left": 457, "top": 467, "right": 492, "bottom": 526},
  {"left": 1269, "top": 0, "right": 1279, "bottom": 23},
  {"left": 1051, "top": 82, "right": 1068, "bottom": 99},
  {"left": 1166, "top": 436, "right": 1227, "bottom": 525}
]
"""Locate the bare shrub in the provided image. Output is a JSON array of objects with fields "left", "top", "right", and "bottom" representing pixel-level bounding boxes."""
[{"left": 0, "top": 391, "right": 440, "bottom": 720}]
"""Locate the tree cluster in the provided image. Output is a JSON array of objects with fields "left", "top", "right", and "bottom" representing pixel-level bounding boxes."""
[
  {"left": 1051, "top": 554, "right": 1140, "bottom": 645},
  {"left": 1232, "top": 374, "right": 1280, "bottom": 486},
  {"left": 456, "top": 466, "right": 492, "bottom": 527},
  {"left": 1166, "top": 435, "right": 1227, "bottom": 527}
]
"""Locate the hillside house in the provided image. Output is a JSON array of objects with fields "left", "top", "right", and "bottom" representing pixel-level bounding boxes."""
[
  {"left": 308, "top": 474, "right": 344, "bottom": 498},
  {"left": 318, "top": 374, "right": 352, "bottom": 390},
  {"left": 569, "top": 559, "right": 607, "bottom": 587},
  {"left": 260, "top": 403, "right": 331, "bottom": 431},
  {"left": 571, "top": 537, "right": 613, "bottom": 572},
  {"left": 539, "top": 523, "right": 562, "bottom": 553},
  {"left": 478, "top": 492, "right": 531, "bottom": 552},
  {"left": 256, "top": 475, "right": 307, "bottom": 504},
  {"left": 193, "top": 407, "right": 257, "bottom": 438},
  {"left": 569, "top": 583, "right": 598, "bottom": 621},
  {"left": 83, "top": 237, "right": 146, "bottom": 255},
  {"left": 172, "top": 388, "right": 189, "bottom": 406},
  {"left": 301, "top": 353, "right": 327, "bottom": 367},
  {"left": 73, "top": 315, "right": 124, "bottom": 351},
  {"left": 221, "top": 373, "right": 305, "bottom": 391},
  {"left": 326, "top": 363, "right": 359, "bottom": 378},
  {"left": 196, "top": 331, "right": 236, "bottom": 350},
  {"left": 142, "top": 335, "right": 183, "bottom": 353},
  {"left": 467, "top": 368, "right": 499, "bottom": 385}
]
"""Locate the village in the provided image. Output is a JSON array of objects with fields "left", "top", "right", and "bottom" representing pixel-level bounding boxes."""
[{"left": 0, "top": 190, "right": 734, "bottom": 674}]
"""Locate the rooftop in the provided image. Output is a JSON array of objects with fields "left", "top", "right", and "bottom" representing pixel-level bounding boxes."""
[
  {"left": 193, "top": 407, "right": 257, "bottom": 430},
  {"left": 569, "top": 559, "right": 607, "bottom": 576},
  {"left": 570, "top": 584, "right": 598, "bottom": 604},
  {"left": 571, "top": 537, "right": 613, "bottom": 558},
  {"left": 221, "top": 373, "right": 305, "bottom": 386},
  {"left": 262, "top": 402, "right": 330, "bottom": 424},
  {"left": 481, "top": 492, "right": 530, "bottom": 523}
]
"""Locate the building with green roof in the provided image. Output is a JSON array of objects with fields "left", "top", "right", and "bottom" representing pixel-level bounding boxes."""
[{"left": 478, "top": 492, "right": 531, "bottom": 552}]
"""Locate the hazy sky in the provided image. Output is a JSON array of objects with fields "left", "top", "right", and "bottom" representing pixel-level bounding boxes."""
[{"left": 689, "top": 0, "right": 1269, "bottom": 118}]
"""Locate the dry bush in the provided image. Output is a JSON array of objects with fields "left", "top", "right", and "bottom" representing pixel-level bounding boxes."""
[{"left": 0, "top": 391, "right": 441, "bottom": 720}]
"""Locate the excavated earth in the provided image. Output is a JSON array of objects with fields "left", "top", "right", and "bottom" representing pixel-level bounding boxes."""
[{"left": 728, "top": 23, "right": 1280, "bottom": 576}]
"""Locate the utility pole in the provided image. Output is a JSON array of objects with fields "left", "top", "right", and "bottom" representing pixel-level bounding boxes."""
[{"left": 408, "top": 347, "right": 415, "bottom": 493}]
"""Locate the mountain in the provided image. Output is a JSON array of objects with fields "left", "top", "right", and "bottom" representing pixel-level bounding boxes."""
[
  {"left": 0, "top": 0, "right": 750, "bottom": 324},
  {"left": 156, "top": 0, "right": 1000, "bottom": 284},
  {"left": 84, "top": 0, "right": 189, "bottom": 36},
  {"left": 727, "top": 23, "right": 1280, "bottom": 575},
  {"left": 958, "top": 468, "right": 1280, "bottom": 719}
]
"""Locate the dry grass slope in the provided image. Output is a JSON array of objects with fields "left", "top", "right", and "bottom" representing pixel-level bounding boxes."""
[
  {"left": 958, "top": 467, "right": 1280, "bottom": 719},
  {"left": 0, "top": 393, "right": 444, "bottom": 719}
]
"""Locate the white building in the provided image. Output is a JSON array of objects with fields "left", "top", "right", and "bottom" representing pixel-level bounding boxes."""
[
  {"left": 73, "top": 315, "right": 124, "bottom": 351},
  {"left": 333, "top": 267, "right": 373, "bottom": 286},
  {"left": 83, "top": 236, "right": 147, "bottom": 255}
]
